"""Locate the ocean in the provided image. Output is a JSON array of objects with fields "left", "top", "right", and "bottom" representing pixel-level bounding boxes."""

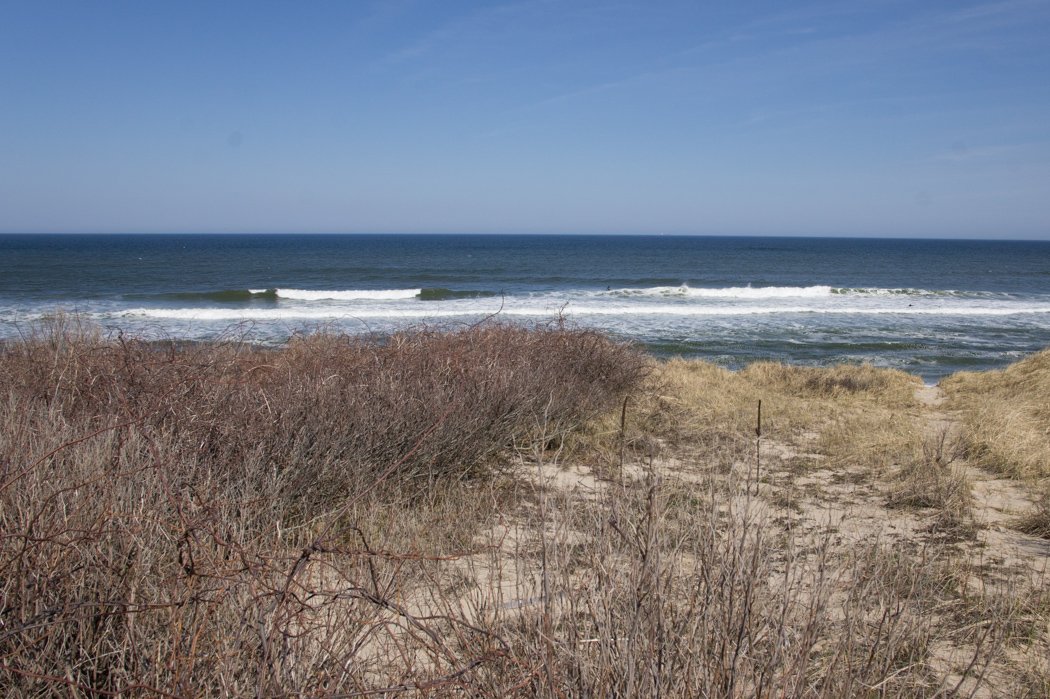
[{"left": 2, "top": 233, "right": 1049, "bottom": 383}]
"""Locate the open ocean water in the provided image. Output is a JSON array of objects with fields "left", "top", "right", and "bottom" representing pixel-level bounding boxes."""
[{"left": 2, "top": 233, "right": 1049, "bottom": 383}]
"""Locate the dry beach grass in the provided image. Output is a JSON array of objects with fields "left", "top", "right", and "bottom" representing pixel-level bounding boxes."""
[
  {"left": 941, "top": 350, "right": 1050, "bottom": 481},
  {"left": 2, "top": 318, "right": 1049, "bottom": 697}
]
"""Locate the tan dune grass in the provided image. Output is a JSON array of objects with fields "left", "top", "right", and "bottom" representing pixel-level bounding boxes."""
[{"left": 942, "top": 348, "right": 1050, "bottom": 480}]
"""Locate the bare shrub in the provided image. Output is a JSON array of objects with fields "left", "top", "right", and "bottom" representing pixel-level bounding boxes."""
[
  {"left": 488, "top": 473, "right": 834, "bottom": 697},
  {"left": 0, "top": 318, "right": 644, "bottom": 696},
  {"left": 1, "top": 317, "right": 646, "bottom": 507},
  {"left": 464, "top": 457, "right": 990, "bottom": 698}
]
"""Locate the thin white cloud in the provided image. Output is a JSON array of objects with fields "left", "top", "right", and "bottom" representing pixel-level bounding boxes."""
[{"left": 379, "top": 0, "right": 542, "bottom": 66}]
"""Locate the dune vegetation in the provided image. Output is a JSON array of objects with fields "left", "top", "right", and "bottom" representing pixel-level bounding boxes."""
[
  {"left": 941, "top": 349, "right": 1050, "bottom": 546},
  {"left": 2, "top": 318, "right": 1048, "bottom": 697},
  {"left": 941, "top": 350, "right": 1050, "bottom": 481}
]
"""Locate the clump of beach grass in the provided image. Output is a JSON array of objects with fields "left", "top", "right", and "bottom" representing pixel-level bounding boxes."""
[
  {"left": 1017, "top": 487, "right": 1050, "bottom": 540},
  {"left": 886, "top": 428, "right": 979, "bottom": 540},
  {"left": 942, "top": 348, "right": 1050, "bottom": 480},
  {"left": 568, "top": 356, "right": 924, "bottom": 473}
]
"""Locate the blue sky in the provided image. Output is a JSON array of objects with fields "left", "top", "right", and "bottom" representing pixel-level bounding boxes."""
[{"left": 1, "top": 1, "right": 1048, "bottom": 237}]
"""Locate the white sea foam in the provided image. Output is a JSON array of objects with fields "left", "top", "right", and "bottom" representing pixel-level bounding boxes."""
[
  {"left": 610, "top": 285, "right": 835, "bottom": 299},
  {"left": 274, "top": 288, "right": 421, "bottom": 301},
  {"left": 605, "top": 285, "right": 1013, "bottom": 299},
  {"left": 561, "top": 304, "right": 1050, "bottom": 317},
  {"left": 108, "top": 302, "right": 1050, "bottom": 321},
  {"left": 832, "top": 287, "right": 1004, "bottom": 298}
]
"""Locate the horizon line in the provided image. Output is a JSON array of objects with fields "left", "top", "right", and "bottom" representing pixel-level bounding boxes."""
[{"left": 2, "top": 231, "right": 1049, "bottom": 243}]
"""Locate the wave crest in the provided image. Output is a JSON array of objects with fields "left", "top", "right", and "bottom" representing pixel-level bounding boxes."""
[
  {"left": 611, "top": 285, "right": 834, "bottom": 299},
  {"left": 274, "top": 288, "right": 421, "bottom": 301}
]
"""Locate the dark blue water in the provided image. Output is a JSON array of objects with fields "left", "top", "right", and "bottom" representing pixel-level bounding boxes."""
[{"left": 3, "top": 234, "right": 1049, "bottom": 381}]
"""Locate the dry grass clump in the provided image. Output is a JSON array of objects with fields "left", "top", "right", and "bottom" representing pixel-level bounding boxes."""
[
  {"left": 740, "top": 362, "right": 921, "bottom": 408},
  {"left": 741, "top": 363, "right": 923, "bottom": 473},
  {"left": 570, "top": 357, "right": 922, "bottom": 472},
  {"left": 0, "top": 317, "right": 644, "bottom": 697},
  {"left": 1012, "top": 662, "right": 1050, "bottom": 698},
  {"left": 1017, "top": 488, "right": 1050, "bottom": 540},
  {"left": 886, "top": 429, "right": 978, "bottom": 540},
  {"left": 942, "top": 348, "right": 1050, "bottom": 480},
  {"left": 815, "top": 411, "right": 923, "bottom": 473}
]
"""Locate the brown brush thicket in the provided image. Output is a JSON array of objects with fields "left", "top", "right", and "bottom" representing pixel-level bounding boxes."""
[
  {"left": 2, "top": 317, "right": 645, "bottom": 504},
  {"left": 0, "top": 318, "right": 645, "bottom": 697}
]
